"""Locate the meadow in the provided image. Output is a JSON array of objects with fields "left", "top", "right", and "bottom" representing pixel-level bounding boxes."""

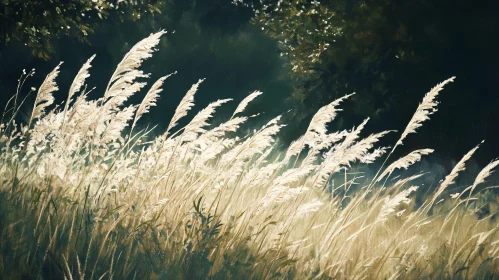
[{"left": 0, "top": 31, "right": 498, "bottom": 279}]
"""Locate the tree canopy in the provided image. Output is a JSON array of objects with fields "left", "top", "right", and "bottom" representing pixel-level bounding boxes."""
[
  {"left": 0, "top": 0, "right": 164, "bottom": 60},
  {"left": 235, "top": 0, "right": 455, "bottom": 120}
]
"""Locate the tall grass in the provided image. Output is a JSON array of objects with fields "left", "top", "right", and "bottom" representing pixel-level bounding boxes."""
[{"left": 1, "top": 31, "right": 498, "bottom": 279}]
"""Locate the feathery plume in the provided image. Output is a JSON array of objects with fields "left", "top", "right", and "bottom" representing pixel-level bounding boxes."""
[
  {"left": 196, "top": 139, "right": 236, "bottom": 165},
  {"left": 193, "top": 116, "right": 248, "bottom": 155},
  {"left": 104, "top": 30, "right": 166, "bottom": 101},
  {"left": 68, "top": 55, "right": 95, "bottom": 106},
  {"left": 377, "top": 149, "right": 434, "bottom": 183},
  {"left": 296, "top": 198, "right": 325, "bottom": 217},
  {"left": 182, "top": 98, "right": 232, "bottom": 142},
  {"left": 284, "top": 131, "right": 348, "bottom": 164},
  {"left": 392, "top": 173, "right": 425, "bottom": 190},
  {"left": 284, "top": 136, "right": 305, "bottom": 161},
  {"left": 203, "top": 116, "right": 247, "bottom": 140},
  {"left": 395, "top": 77, "right": 455, "bottom": 147},
  {"left": 311, "top": 118, "right": 369, "bottom": 188},
  {"left": 29, "top": 62, "right": 63, "bottom": 127},
  {"left": 378, "top": 186, "right": 418, "bottom": 222},
  {"left": 240, "top": 115, "right": 285, "bottom": 159},
  {"left": 454, "top": 158, "right": 499, "bottom": 201},
  {"left": 433, "top": 141, "right": 482, "bottom": 201},
  {"left": 304, "top": 93, "right": 354, "bottom": 147},
  {"left": 469, "top": 159, "right": 499, "bottom": 196},
  {"left": 231, "top": 90, "right": 262, "bottom": 118},
  {"left": 261, "top": 186, "right": 309, "bottom": 208},
  {"left": 62, "top": 55, "right": 95, "bottom": 129},
  {"left": 132, "top": 72, "right": 176, "bottom": 132},
  {"left": 285, "top": 94, "right": 353, "bottom": 162},
  {"left": 272, "top": 164, "right": 317, "bottom": 188},
  {"left": 104, "top": 71, "right": 148, "bottom": 111},
  {"left": 360, "top": 147, "right": 390, "bottom": 164},
  {"left": 335, "top": 118, "right": 369, "bottom": 151},
  {"left": 102, "top": 31, "right": 165, "bottom": 118},
  {"left": 341, "top": 130, "right": 394, "bottom": 166},
  {"left": 166, "top": 78, "right": 204, "bottom": 135},
  {"left": 101, "top": 105, "right": 137, "bottom": 144},
  {"left": 314, "top": 130, "right": 349, "bottom": 152}
]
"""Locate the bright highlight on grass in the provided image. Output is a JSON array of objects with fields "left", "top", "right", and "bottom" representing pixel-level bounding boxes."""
[{"left": 1, "top": 31, "right": 498, "bottom": 279}]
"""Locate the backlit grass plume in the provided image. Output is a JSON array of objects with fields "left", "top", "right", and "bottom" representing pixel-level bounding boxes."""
[
  {"left": 28, "top": 62, "right": 62, "bottom": 127},
  {"left": 376, "top": 149, "right": 434, "bottom": 183},
  {"left": 396, "top": 76, "right": 455, "bottom": 148},
  {"left": 1, "top": 31, "right": 498, "bottom": 280}
]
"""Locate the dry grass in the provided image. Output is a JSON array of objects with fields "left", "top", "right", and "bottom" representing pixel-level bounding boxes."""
[{"left": 0, "top": 31, "right": 498, "bottom": 279}]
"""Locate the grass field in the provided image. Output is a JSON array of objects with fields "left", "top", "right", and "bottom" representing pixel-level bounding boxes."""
[{"left": 1, "top": 31, "right": 498, "bottom": 279}]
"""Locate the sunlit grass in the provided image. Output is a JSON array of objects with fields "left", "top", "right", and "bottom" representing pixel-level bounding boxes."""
[{"left": 1, "top": 31, "right": 498, "bottom": 279}]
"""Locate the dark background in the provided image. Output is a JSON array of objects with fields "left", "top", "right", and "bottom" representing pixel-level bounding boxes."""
[{"left": 0, "top": 0, "right": 498, "bottom": 180}]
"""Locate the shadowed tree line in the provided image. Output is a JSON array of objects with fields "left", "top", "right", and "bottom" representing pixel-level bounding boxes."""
[
  {"left": 1, "top": 0, "right": 499, "bottom": 166},
  {"left": 0, "top": 0, "right": 164, "bottom": 60}
]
